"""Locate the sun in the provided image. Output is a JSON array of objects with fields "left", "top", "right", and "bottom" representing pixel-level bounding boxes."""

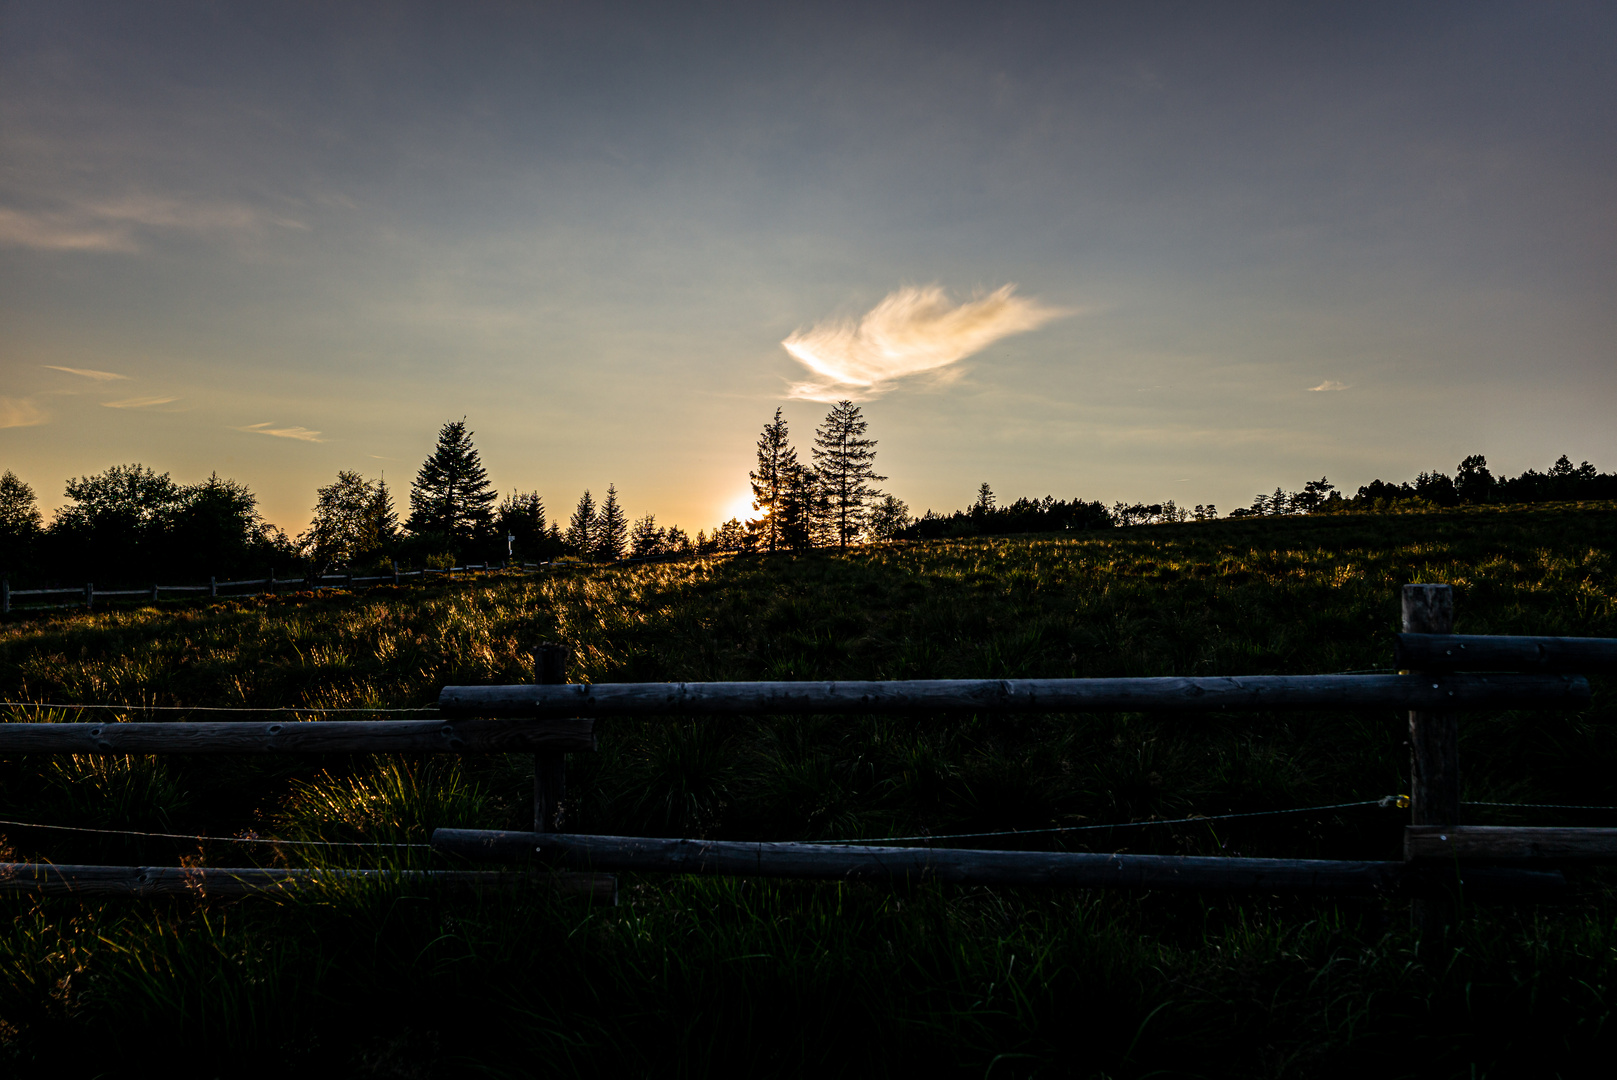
[{"left": 721, "top": 488, "right": 756, "bottom": 525}]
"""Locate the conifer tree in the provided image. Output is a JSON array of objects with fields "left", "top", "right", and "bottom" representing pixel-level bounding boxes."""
[
  {"left": 367, "top": 474, "right": 398, "bottom": 550},
  {"left": 629, "top": 513, "right": 665, "bottom": 558},
  {"left": 407, "top": 419, "right": 497, "bottom": 544},
  {"left": 749, "top": 408, "right": 798, "bottom": 552},
  {"left": 565, "top": 490, "right": 596, "bottom": 555},
  {"left": 811, "top": 400, "right": 886, "bottom": 549},
  {"left": 594, "top": 484, "right": 628, "bottom": 561},
  {"left": 778, "top": 463, "right": 820, "bottom": 551}
]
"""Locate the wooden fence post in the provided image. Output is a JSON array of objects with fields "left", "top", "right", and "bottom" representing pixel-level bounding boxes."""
[
  {"left": 85, "top": 582, "right": 93, "bottom": 611},
  {"left": 269, "top": 568, "right": 276, "bottom": 595},
  {"left": 210, "top": 576, "right": 217, "bottom": 598},
  {"left": 150, "top": 583, "right": 159, "bottom": 603},
  {"left": 1404, "top": 583, "right": 1457, "bottom": 935},
  {"left": 392, "top": 560, "right": 400, "bottom": 586},
  {"left": 534, "top": 644, "right": 571, "bottom": 832}
]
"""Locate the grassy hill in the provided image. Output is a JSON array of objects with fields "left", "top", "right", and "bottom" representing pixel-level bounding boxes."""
[{"left": 1, "top": 507, "right": 1613, "bottom": 1075}]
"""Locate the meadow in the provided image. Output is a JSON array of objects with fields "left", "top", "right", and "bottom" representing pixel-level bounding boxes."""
[{"left": 0, "top": 505, "right": 1614, "bottom": 1076}]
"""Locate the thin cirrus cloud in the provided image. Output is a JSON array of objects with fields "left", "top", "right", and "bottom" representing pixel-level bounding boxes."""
[
  {"left": 0, "top": 397, "right": 48, "bottom": 429},
  {"left": 780, "top": 284, "right": 1068, "bottom": 402},
  {"left": 43, "top": 365, "right": 130, "bottom": 381},
  {"left": 1308, "top": 380, "right": 1350, "bottom": 392},
  {"left": 102, "top": 395, "right": 179, "bottom": 409},
  {"left": 0, "top": 196, "right": 298, "bottom": 254},
  {"left": 239, "top": 421, "right": 324, "bottom": 443}
]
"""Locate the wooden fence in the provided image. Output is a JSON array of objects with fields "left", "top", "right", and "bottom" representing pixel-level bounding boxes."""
[
  {"left": 0, "top": 547, "right": 739, "bottom": 615},
  {"left": 1, "top": 584, "right": 1611, "bottom": 910},
  {"left": 0, "top": 561, "right": 536, "bottom": 615}
]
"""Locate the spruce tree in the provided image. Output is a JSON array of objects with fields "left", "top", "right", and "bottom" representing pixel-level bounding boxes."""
[
  {"left": 629, "top": 513, "right": 665, "bottom": 558},
  {"left": 594, "top": 484, "right": 628, "bottom": 561},
  {"left": 811, "top": 400, "right": 886, "bottom": 549},
  {"left": 407, "top": 419, "right": 497, "bottom": 544},
  {"left": 565, "top": 490, "right": 596, "bottom": 556},
  {"left": 366, "top": 474, "right": 398, "bottom": 551},
  {"left": 749, "top": 408, "right": 798, "bottom": 552}
]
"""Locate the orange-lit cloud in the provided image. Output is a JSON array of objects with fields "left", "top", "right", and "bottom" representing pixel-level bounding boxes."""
[
  {"left": 44, "top": 365, "right": 130, "bottom": 381},
  {"left": 102, "top": 395, "right": 179, "bottom": 409},
  {"left": 0, "top": 397, "right": 48, "bottom": 428},
  {"left": 1308, "top": 380, "right": 1349, "bottom": 392},
  {"left": 239, "top": 421, "right": 324, "bottom": 442},
  {"left": 781, "top": 284, "right": 1067, "bottom": 401}
]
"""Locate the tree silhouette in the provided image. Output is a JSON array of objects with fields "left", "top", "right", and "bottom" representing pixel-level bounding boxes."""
[
  {"left": 749, "top": 408, "right": 798, "bottom": 552},
  {"left": 407, "top": 419, "right": 497, "bottom": 544},
  {"left": 565, "top": 490, "right": 596, "bottom": 555},
  {"left": 812, "top": 400, "right": 886, "bottom": 549},
  {"left": 595, "top": 484, "right": 628, "bottom": 561},
  {"left": 630, "top": 513, "right": 665, "bottom": 558},
  {"left": 300, "top": 471, "right": 384, "bottom": 569},
  {"left": 973, "top": 483, "right": 995, "bottom": 516},
  {"left": 868, "top": 494, "right": 911, "bottom": 540}
]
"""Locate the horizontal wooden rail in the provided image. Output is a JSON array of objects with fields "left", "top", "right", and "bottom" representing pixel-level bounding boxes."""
[
  {"left": 1396, "top": 633, "right": 1617, "bottom": 673},
  {"left": 0, "top": 717, "right": 594, "bottom": 754},
  {"left": 432, "top": 829, "right": 1565, "bottom": 896},
  {"left": 0, "top": 862, "right": 615, "bottom": 902},
  {"left": 438, "top": 673, "right": 1590, "bottom": 718},
  {"left": 1407, "top": 826, "right": 1617, "bottom": 862}
]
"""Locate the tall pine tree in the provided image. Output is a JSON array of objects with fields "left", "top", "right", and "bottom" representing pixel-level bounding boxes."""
[
  {"left": 594, "top": 484, "right": 628, "bottom": 561},
  {"left": 748, "top": 407, "right": 798, "bottom": 552},
  {"left": 407, "top": 419, "right": 497, "bottom": 545},
  {"left": 565, "top": 490, "right": 596, "bottom": 556},
  {"left": 812, "top": 400, "right": 885, "bottom": 549}
]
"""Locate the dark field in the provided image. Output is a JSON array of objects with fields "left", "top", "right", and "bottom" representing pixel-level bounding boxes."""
[{"left": 1, "top": 507, "right": 1614, "bottom": 1076}]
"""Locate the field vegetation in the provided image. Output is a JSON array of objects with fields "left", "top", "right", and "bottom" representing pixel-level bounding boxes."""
[{"left": 0, "top": 507, "right": 1613, "bottom": 1076}]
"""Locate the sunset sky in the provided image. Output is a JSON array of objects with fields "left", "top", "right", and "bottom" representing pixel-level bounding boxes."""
[{"left": 2, "top": 2, "right": 1614, "bottom": 536}]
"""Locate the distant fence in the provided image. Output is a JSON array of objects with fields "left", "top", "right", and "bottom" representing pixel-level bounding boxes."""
[
  {"left": 0, "top": 548, "right": 736, "bottom": 616},
  {"left": 1, "top": 584, "right": 1611, "bottom": 914}
]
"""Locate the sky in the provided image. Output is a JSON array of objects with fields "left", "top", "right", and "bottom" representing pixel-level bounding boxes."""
[{"left": 2, "top": 1, "right": 1614, "bottom": 536}]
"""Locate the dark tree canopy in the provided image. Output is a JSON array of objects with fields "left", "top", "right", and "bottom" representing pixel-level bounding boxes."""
[
  {"left": 749, "top": 408, "right": 798, "bottom": 552},
  {"left": 407, "top": 419, "right": 497, "bottom": 545},
  {"left": 812, "top": 400, "right": 885, "bottom": 549},
  {"left": 595, "top": 484, "right": 628, "bottom": 561},
  {"left": 564, "top": 490, "right": 596, "bottom": 556}
]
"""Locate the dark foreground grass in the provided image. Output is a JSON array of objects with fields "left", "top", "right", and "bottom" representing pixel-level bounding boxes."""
[{"left": 0, "top": 507, "right": 1613, "bottom": 1075}]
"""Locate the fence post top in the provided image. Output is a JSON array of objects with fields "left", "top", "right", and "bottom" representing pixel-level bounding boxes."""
[{"left": 1402, "top": 584, "right": 1454, "bottom": 635}]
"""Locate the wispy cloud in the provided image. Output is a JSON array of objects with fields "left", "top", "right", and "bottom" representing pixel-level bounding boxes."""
[
  {"left": 102, "top": 395, "right": 179, "bottom": 409},
  {"left": 0, "top": 196, "right": 291, "bottom": 254},
  {"left": 0, "top": 209, "right": 136, "bottom": 252},
  {"left": 0, "top": 397, "right": 48, "bottom": 428},
  {"left": 1308, "top": 380, "right": 1350, "bottom": 392},
  {"left": 781, "top": 284, "right": 1068, "bottom": 401},
  {"left": 239, "top": 421, "right": 324, "bottom": 442},
  {"left": 44, "top": 365, "right": 130, "bottom": 381}
]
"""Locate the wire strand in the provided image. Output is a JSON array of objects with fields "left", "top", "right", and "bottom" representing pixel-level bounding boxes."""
[
  {"left": 827, "top": 798, "right": 1391, "bottom": 846},
  {"left": 0, "top": 817, "right": 431, "bottom": 850},
  {"left": 1464, "top": 800, "right": 1617, "bottom": 812},
  {"left": 0, "top": 702, "right": 438, "bottom": 714}
]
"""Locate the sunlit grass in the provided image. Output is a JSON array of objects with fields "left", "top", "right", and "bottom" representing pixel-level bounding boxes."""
[{"left": 0, "top": 507, "right": 1612, "bottom": 1072}]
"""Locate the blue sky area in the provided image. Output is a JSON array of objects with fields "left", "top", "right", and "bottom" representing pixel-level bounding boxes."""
[{"left": 2, "top": 1, "right": 1613, "bottom": 534}]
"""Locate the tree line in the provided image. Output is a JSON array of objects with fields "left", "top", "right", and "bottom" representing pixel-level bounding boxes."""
[
  {"left": 1228, "top": 453, "right": 1617, "bottom": 518},
  {"left": 4, "top": 414, "right": 1612, "bottom": 588}
]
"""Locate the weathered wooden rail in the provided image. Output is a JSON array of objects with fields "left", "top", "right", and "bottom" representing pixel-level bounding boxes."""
[
  {"left": 431, "top": 585, "right": 1615, "bottom": 906},
  {"left": 433, "top": 829, "right": 1564, "bottom": 897},
  {"left": 437, "top": 672, "right": 1588, "bottom": 717},
  {"left": 4, "top": 585, "right": 1612, "bottom": 907}
]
